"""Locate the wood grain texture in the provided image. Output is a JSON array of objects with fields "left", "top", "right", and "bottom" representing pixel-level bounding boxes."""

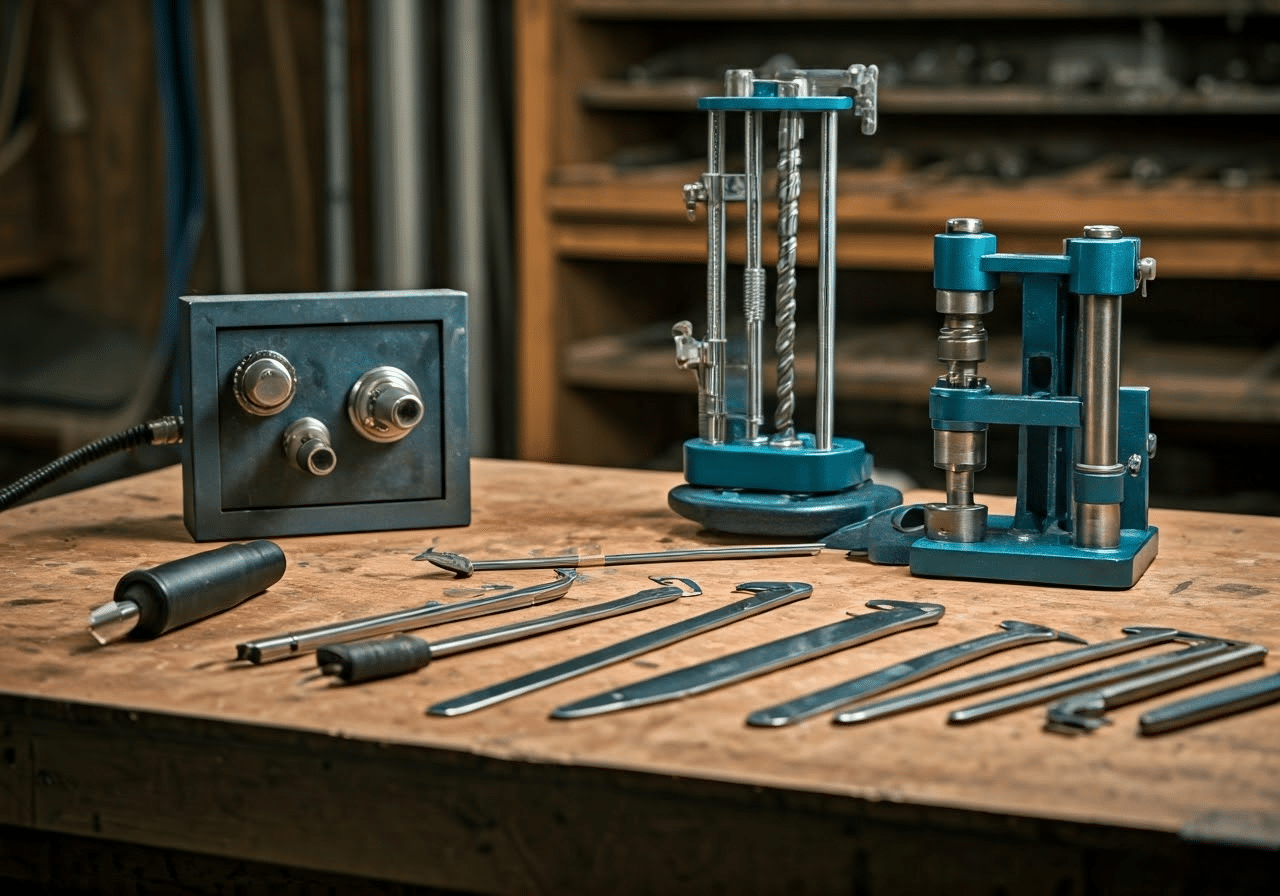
[{"left": 0, "top": 460, "right": 1278, "bottom": 892}]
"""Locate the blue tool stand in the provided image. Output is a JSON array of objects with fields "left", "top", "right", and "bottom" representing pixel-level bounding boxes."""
[
  {"left": 834, "top": 220, "right": 1159, "bottom": 588},
  {"left": 667, "top": 65, "right": 901, "bottom": 538},
  {"left": 669, "top": 409, "right": 903, "bottom": 539}
]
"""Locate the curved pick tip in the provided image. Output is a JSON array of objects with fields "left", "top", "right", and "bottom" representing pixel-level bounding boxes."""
[
  {"left": 650, "top": 575, "right": 702, "bottom": 596},
  {"left": 1121, "top": 625, "right": 1179, "bottom": 637},
  {"left": 735, "top": 581, "right": 812, "bottom": 597},
  {"left": 862, "top": 599, "right": 945, "bottom": 614},
  {"left": 413, "top": 548, "right": 474, "bottom": 578}
]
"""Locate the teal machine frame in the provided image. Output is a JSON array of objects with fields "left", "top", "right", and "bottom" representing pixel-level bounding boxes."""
[
  {"left": 834, "top": 218, "right": 1160, "bottom": 589},
  {"left": 668, "top": 64, "right": 901, "bottom": 537}
]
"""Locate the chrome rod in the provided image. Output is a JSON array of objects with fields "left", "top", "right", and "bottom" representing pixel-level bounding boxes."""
[
  {"left": 237, "top": 569, "right": 576, "bottom": 663},
  {"left": 415, "top": 543, "right": 826, "bottom": 578}
]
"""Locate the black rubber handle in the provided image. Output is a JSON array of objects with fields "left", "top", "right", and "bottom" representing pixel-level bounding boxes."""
[
  {"left": 115, "top": 540, "right": 287, "bottom": 638},
  {"left": 316, "top": 634, "right": 434, "bottom": 683}
]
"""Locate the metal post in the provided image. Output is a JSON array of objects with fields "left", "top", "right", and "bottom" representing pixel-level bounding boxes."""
[
  {"left": 743, "top": 107, "right": 765, "bottom": 443},
  {"left": 1075, "top": 287, "right": 1123, "bottom": 549},
  {"left": 815, "top": 109, "right": 838, "bottom": 450},
  {"left": 704, "top": 109, "right": 727, "bottom": 445}
]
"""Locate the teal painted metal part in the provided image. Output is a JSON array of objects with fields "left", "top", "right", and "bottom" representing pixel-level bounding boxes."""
[
  {"left": 669, "top": 481, "right": 902, "bottom": 539},
  {"left": 698, "top": 96, "right": 853, "bottom": 111},
  {"left": 683, "top": 434, "right": 872, "bottom": 493},
  {"left": 902, "top": 224, "right": 1159, "bottom": 588},
  {"left": 1073, "top": 467, "right": 1126, "bottom": 504},
  {"left": 909, "top": 515, "right": 1159, "bottom": 589},
  {"left": 930, "top": 387, "right": 1082, "bottom": 429},
  {"left": 1066, "top": 236, "right": 1140, "bottom": 295},
  {"left": 980, "top": 253, "right": 1071, "bottom": 276},
  {"left": 933, "top": 231, "right": 998, "bottom": 291}
]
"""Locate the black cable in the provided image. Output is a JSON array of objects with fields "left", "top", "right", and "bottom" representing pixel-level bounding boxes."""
[{"left": 0, "top": 416, "right": 183, "bottom": 511}]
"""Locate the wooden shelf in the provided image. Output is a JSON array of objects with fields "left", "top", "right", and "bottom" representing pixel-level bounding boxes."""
[
  {"left": 564, "top": 325, "right": 1280, "bottom": 424},
  {"left": 516, "top": 0, "right": 1280, "bottom": 504},
  {"left": 581, "top": 79, "right": 1280, "bottom": 116},
  {"left": 549, "top": 164, "right": 1280, "bottom": 279},
  {"left": 571, "top": 1, "right": 1280, "bottom": 21}
]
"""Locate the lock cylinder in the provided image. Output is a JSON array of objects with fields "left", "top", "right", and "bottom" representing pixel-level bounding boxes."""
[
  {"left": 233, "top": 350, "right": 296, "bottom": 415},
  {"left": 283, "top": 418, "right": 337, "bottom": 476},
  {"left": 347, "top": 366, "right": 425, "bottom": 443}
]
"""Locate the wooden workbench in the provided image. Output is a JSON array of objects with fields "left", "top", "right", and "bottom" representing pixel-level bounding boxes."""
[{"left": 1, "top": 459, "right": 1277, "bottom": 894}]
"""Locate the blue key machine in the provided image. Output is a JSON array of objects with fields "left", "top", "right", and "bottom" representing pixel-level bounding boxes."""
[
  {"left": 835, "top": 218, "right": 1160, "bottom": 588},
  {"left": 668, "top": 64, "right": 902, "bottom": 537}
]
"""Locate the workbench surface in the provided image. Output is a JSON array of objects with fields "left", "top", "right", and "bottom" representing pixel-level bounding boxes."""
[{"left": 2, "top": 459, "right": 1277, "bottom": 894}]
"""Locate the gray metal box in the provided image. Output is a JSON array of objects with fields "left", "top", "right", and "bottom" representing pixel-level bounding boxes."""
[{"left": 180, "top": 291, "right": 470, "bottom": 540}]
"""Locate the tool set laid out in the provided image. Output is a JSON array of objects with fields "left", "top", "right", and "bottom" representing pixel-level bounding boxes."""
[
  {"left": 73, "top": 62, "right": 1275, "bottom": 744},
  {"left": 85, "top": 537, "right": 1274, "bottom": 736}
]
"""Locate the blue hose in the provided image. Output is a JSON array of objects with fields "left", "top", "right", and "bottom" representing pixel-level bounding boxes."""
[{"left": 151, "top": 0, "right": 205, "bottom": 412}]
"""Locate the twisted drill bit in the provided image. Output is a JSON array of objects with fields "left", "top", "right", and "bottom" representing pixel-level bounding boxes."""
[{"left": 773, "top": 109, "right": 802, "bottom": 444}]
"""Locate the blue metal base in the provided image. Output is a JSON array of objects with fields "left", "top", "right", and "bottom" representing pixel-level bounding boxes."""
[
  {"left": 683, "top": 434, "right": 872, "bottom": 494},
  {"left": 668, "top": 480, "right": 902, "bottom": 538},
  {"left": 908, "top": 514, "right": 1160, "bottom": 589}
]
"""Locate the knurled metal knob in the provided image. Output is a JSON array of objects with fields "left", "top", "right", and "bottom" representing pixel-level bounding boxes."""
[{"left": 233, "top": 350, "right": 296, "bottom": 415}]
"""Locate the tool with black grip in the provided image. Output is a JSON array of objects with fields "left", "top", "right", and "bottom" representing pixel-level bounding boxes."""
[
  {"left": 317, "top": 576, "right": 700, "bottom": 684},
  {"left": 88, "top": 541, "right": 286, "bottom": 644},
  {"left": 237, "top": 569, "right": 576, "bottom": 663}
]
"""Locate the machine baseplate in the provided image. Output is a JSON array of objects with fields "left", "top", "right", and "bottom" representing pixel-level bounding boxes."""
[
  {"left": 669, "top": 480, "right": 902, "bottom": 538},
  {"left": 908, "top": 514, "right": 1159, "bottom": 589}
]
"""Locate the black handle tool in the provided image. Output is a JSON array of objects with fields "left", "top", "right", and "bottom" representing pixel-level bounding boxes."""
[
  {"left": 316, "top": 576, "right": 700, "bottom": 684},
  {"left": 88, "top": 541, "right": 287, "bottom": 644}
]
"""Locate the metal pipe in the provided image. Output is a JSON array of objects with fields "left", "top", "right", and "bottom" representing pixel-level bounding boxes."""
[
  {"left": 1075, "top": 290, "right": 1123, "bottom": 548},
  {"left": 200, "top": 0, "right": 244, "bottom": 293},
  {"left": 444, "top": 0, "right": 494, "bottom": 456},
  {"left": 743, "top": 108, "right": 765, "bottom": 442},
  {"left": 704, "top": 109, "right": 728, "bottom": 444},
  {"left": 815, "top": 109, "right": 838, "bottom": 450},
  {"left": 369, "top": 0, "right": 426, "bottom": 289},
  {"left": 323, "top": 0, "right": 353, "bottom": 291}
]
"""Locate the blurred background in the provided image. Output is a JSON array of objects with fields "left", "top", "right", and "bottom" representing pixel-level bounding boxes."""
[{"left": 0, "top": 0, "right": 1277, "bottom": 515}]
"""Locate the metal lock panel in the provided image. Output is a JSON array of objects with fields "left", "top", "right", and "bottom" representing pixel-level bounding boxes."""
[{"left": 180, "top": 290, "right": 469, "bottom": 540}]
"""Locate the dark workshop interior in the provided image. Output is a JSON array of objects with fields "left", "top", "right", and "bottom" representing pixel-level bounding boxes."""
[
  {"left": 1, "top": 2, "right": 1279, "bottom": 895},
  {"left": 0, "top": 1, "right": 1277, "bottom": 515}
]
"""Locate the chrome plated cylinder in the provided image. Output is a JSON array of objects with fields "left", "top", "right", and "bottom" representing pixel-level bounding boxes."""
[
  {"left": 743, "top": 106, "right": 766, "bottom": 443},
  {"left": 815, "top": 109, "right": 838, "bottom": 450},
  {"left": 704, "top": 109, "right": 727, "bottom": 444},
  {"left": 1075, "top": 290, "right": 1123, "bottom": 549}
]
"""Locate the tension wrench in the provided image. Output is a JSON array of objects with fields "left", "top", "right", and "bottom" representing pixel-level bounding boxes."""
[
  {"left": 1045, "top": 641, "right": 1268, "bottom": 735},
  {"left": 551, "top": 599, "right": 944, "bottom": 719},
  {"left": 747, "top": 620, "right": 1085, "bottom": 728},
  {"left": 237, "top": 569, "right": 577, "bottom": 663},
  {"left": 414, "top": 543, "right": 826, "bottom": 578},
  {"left": 833, "top": 626, "right": 1181, "bottom": 725},
  {"left": 949, "top": 635, "right": 1231, "bottom": 724},
  {"left": 427, "top": 581, "right": 811, "bottom": 717}
]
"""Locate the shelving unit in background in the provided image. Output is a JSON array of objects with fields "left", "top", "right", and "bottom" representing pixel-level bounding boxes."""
[{"left": 516, "top": 0, "right": 1280, "bottom": 512}]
